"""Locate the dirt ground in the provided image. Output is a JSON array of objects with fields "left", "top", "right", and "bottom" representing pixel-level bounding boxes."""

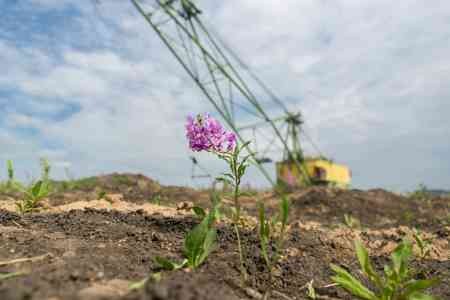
[{"left": 0, "top": 173, "right": 449, "bottom": 300}]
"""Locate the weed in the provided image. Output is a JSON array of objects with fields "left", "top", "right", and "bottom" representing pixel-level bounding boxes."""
[
  {"left": 16, "top": 180, "right": 50, "bottom": 213},
  {"left": 40, "top": 158, "right": 51, "bottom": 183},
  {"left": 343, "top": 214, "right": 361, "bottom": 229},
  {"left": 258, "top": 195, "right": 290, "bottom": 276},
  {"left": 412, "top": 229, "right": 432, "bottom": 259},
  {"left": 331, "top": 239, "right": 440, "bottom": 300},
  {"left": 97, "top": 189, "right": 107, "bottom": 200},
  {"left": 150, "top": 194, "right": 162, "bottom": 205},
  {"left": 402, "top": 211, "right": 415, "bottom": 224},
  {"left": 215, "top": 141, "right": 253, "bottom": 281},
  {"left": 0, "top": 160, "right": 23, "bottom": 193},
  {"left": 409, "top": 183, "right": 432, "bottom": 201},
  {"left": 155, "top": 201, "right": 218, "bottom": 270},
  {"left": 306, "top": 280, "right": 317, "bottom": 299},
  {"left": 16, "top": 159, "right": 52, "bottom": 214},
  {"left": 7, "top": 159, "right": 14, "bottom": 184}
]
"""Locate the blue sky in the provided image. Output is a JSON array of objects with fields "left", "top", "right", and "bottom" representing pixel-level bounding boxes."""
[{"left": 1, "top": 0, "right": 450, "bottom": 191}]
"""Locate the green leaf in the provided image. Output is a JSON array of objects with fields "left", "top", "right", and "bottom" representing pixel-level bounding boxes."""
[
  {"left": 183, "top": 208, "right": 217, "bottom": 269},
  {"left": 307, "top": 280, "right": 317, "bottom": 299},
  {"left": 408, "top": 292, "right": 439, "bottom": 300},
  {"left": 330, "top": 264, "right": 378, "bottom": 300},
  {"left": 258, "top": 201, "right": 271, "bottom": 268},
  {"left": 403, "top": 279, "right": 440, "bottom": 297},
  {"left": 31, "top": 180, "right": 43, "bottom": 197},
  {"left": 241, "top": 154, "right": 253, "bottom": 166},
  {"left": 192, "top": 206, "right": 206, "bottom": 218},
  {"left": 215, "top": 176, "right": 233, "bottom": 186},
  {"left": 197, "top": 228, "right": 217, "bottom": 266},
  {"left": 38, "top": 180, "right": 49, "bottom": 198},
  {"left": 391, "top": 240, "right": 412, "bottom": 280},
  {"left": 237, "top": 163, "right": 248, "bottom": 180},
  {"left": 154, "top": 256, "right": 184, "bottom": 270},
  {"left": 355, "top": 240, "right": 382, "bottom": 288},
  {"left": 7, "top": 160, "right": 14, "bottom": 181},
  {"left": 280, "top": 196, "right": 290, "bottom": 226},
  {"left": 239, "top": 141, "right": 251, "bottom": 152}
]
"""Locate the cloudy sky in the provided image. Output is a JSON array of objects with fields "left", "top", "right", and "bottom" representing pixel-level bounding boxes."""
[{"left": 1, "top": 0, "right": 449, "bottom": 191}]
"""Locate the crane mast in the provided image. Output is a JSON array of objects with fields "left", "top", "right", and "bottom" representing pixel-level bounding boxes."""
[{"left": 129, "top": 0, "right": 311, "bottom": 186}]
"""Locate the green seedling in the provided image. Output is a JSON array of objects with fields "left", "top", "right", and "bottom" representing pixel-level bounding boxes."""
[
  {"left": 192, "top": 206, "right": 206, "bottom": 218},
  {"left": 344, "top": 214, "right": 361, "bottom": 229},
  {"left": 409, "top": 183, "right": 431, "bottom": 201},
  {"left": 215, "top": 141, "right": 253, "bottom": 281},
  {"left": 155, "top": 203, "right": 218, "bottom": 270},
  {"left": 40, "top": 158, "right": 51, "bottom": 183},
  {"left": 151, "top": 194, "right": 162, "bottom": 205},
  {"left": 7, "top": 159, "right": 14, "bottom": 184},
  {"left": 2, "top": 160, "right": 23, "bottom": 192},
  {"left": 331, "top": 239, "right": 440, "bottom": 300},
  {"left": 306, "top": 280, "right": 317, "bottom": 299},
  {"left": 16, "top": 180, "right": 49, "bottom": 213},
  {"left": 412, "top": 229, "right": 432, "bottom": 259},
  {"left": 258, "top": 195, "right": 290, "bottom": 276},
  {"left": 97, "top": 189, "right": 107, "bottom": 200}
]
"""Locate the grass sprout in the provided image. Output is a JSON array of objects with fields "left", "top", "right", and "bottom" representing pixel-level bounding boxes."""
[
  {"left": 343, "top": 214, "right": 361, "bottom": 229},
  {"left": 412, "top": 229, "right": 432, "bottom": 259},
  {"left": 258, "top": 195, "right": 290, "bottom": 277},
  {"left": 16, "top": 159, "right": 52, "bottom": 214}
]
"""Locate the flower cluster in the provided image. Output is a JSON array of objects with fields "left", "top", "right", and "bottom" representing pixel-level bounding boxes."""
[{"left": 186, "top": 113, "right": 236, "bottom": 153}]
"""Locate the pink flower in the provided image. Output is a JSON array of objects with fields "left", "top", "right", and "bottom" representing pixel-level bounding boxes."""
[{"left": 186, "top": 113, "right": 236, "bottom": 153}]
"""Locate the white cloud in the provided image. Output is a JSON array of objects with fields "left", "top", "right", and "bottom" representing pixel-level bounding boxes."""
[{"left": 1, "top": 0, "right": 450, "bottom": 190}]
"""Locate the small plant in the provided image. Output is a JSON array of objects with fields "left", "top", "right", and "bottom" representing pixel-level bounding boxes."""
[
  {"left": 306, "top": 280, "right": 317, "bottom": 299},
  {"left": 409, "top": 183, "right": 431, "bottom": 201},
  {"left": 7, "top": 159, "right": 14, "bottom": 184},
  {"left": 155, "top": 202, "right": 218, "bottom": 270},
  {"left": 186, "top": 113, "right": 252, "bottom": 280},
  {"left": 16, "top": 159, "right": 52, "bottom": 214},
  {"left": 150, "top": 194, "right": 162, "bottom": 205},
  {"left": 402, "top": 211, "right": 415, "bottom": 224},
  {"left": 258, "top": 195, "right": 290, "bottom": 276},
  {"left": 97, "top": 189, "right": 107, "bottom": 200},
  {"left": 412, "top": 229, "right": 432, "bottom": 259},
  {"left": 16, "top": 180, "right": 49, "bottom": 213},
  {"left": 1, "top": 160, "right": 22, "bottom": 192},
  {"left": 343, "top": 214, "right": 361, "bottom": 229},
  {"left": 62, "top": 167, "right": 76, "bottom": 190},
  {"left": 331, "top": 239, "right": 440, "bottom": 300},
  {"left": 40, "top": 158, "right": 51, "bottom": 183}
]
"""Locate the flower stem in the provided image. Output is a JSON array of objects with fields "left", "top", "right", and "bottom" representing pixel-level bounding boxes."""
[
  {"left": 232, "top": 157, "right": 247, "bottom": 283},
  {"left": 233, "top": 222, "right": 247, "bottom": 282}
]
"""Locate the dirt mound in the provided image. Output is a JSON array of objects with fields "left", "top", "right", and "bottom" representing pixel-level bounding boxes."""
[
  {"left": 288, "top": 186, "right": 448, "bottom": 229},
  {"left": 47, "top": 173, "right": 203, "bottom": 206}
]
